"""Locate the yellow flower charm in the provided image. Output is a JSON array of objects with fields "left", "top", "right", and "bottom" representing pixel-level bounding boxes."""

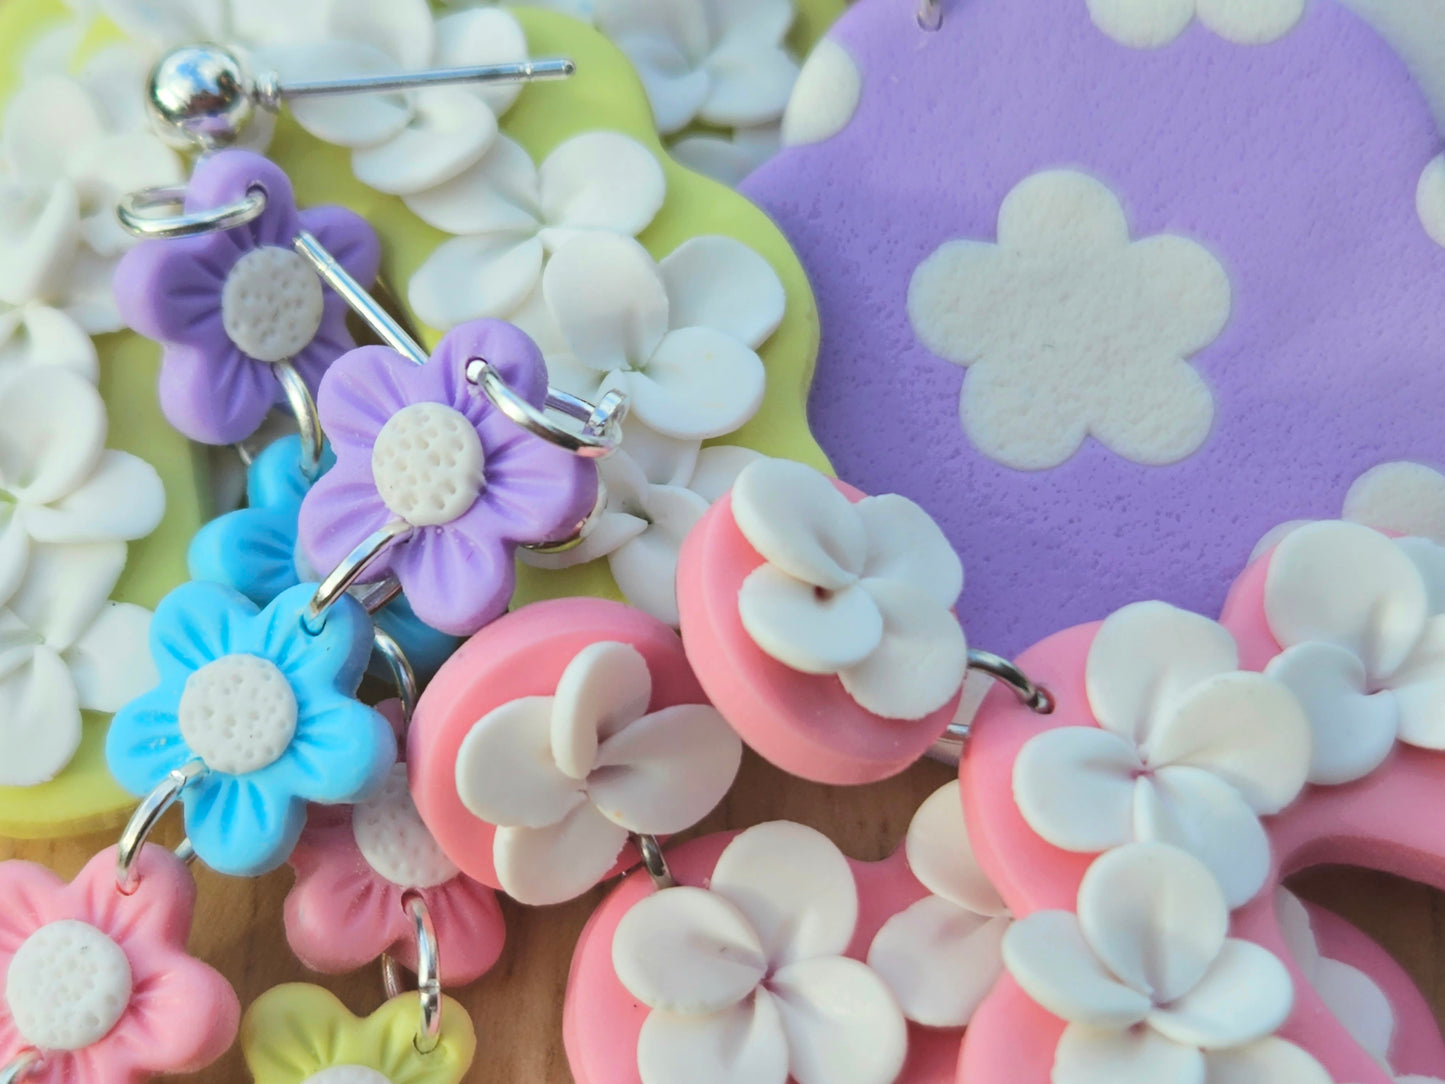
[{"left": 241, "top": 985, "right": 476, "bottom": 1084}]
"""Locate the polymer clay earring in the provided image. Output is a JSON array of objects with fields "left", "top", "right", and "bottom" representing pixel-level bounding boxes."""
[
  {"left": 407, "top": 597, "right": 741, "bottom": 905},
  {"left": 0, "top": 845, "right": 238, "bottom": 1084}
]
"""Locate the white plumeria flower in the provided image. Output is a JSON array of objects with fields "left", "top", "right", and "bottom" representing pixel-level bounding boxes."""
[
  {"left": 729, "top": 456, "right": 968, "bottom": 720},
  {"left": 908, "top": 169, "right": 1230, "bottom": 471},
  {"left": 1087, "top": 0, "right": 1305, "bottom": 49},
  {"left": 523, "top": 429, "right": 761, "bottom": 624},
  {"left": 1003, "top": 843, "right": 1325, "bottom": 1084},
  {"left": 1261, "top": 521, "right": 1445, "bottom": 784},
  {"left": 517, "top": 232, "right": 784, "bottom": 441},
  {"left": 595, "top": 0, "right": 799, "bottom": 136},
  {"left": 406, "top": 132, "right": 666, "bottom": 329},
  {"left": 612, "top": 821, "right": 909, "bottom": 1084},
  {"left": 0, "top": 368, "right": 166, "bottom": 608},
  {"left": 254, "top": 0, "right": 530, "bottom": 196},
  {"left": 1276, "top": 890, "right": 1395, "bottom": 1069},
  {"left": 669, "top": 122, "right": 782, "bottom": 186},
  {"left": 1013, "top": 600, "right": 1311, "bottom": 908},
  {"left": 867, "top": 780, "right": 1011, "bottom": 1028},
  {"left": 454, "top": 640, "right": 742, "bottom": 905}
]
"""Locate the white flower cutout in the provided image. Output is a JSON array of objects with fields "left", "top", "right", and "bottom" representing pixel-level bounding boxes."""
[
  {"left": 612, "top": 821, "right": 909, "bottom": 1084},
  {"left": 1013, "top": 600, "right": 1311, "bottom": 908},
  {"left": 0, "top": 368, "right": 167, "bottom": 609},
  {"left": 1276, "top": 890, "right": 1395, "bottom": 1068},
  {"left": 1263, "top": 520, "right": 1445, "bottom": 785},
  {"left": 731, "top": 457, "right": 969, "bottom": 720},
  {"left": 595, "top": 0, "right": 799, "bottom": 136},
  {"left": 669, "top": 123, "right": 781, "bottom": 187},
  {"left": 454, "top": 641, "right": 742, "bottom": 904},
  {"left": 867, "top": 781, "right": 1011, "bottom": 1028},
  {"left": 253, "top": 1, "right": 528, "bottom": 196},
  {"left": 524, "top": 432, "right": 762, "bottom": 625},
  {"left": 517, "top": 232, "right": 784, "bottom": 441},
  {"left": 1003, "top": 843, "right": 1320, "bottom": 1084},
  {"left": 406, "top": 132, "right": 666, "bottom": 329},
  {"left": 1087, "top": 0, "right": 1305, "bottom": 48},
  {"left": 908, "top": 169, "right": 1230, "bottom": 471}
]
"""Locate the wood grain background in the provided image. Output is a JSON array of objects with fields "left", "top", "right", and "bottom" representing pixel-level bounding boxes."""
[{"left": 2, "top": 750, "right": 1438, "bottom": 1082}]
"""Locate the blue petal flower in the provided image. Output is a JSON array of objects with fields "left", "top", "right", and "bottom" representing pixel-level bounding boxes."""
[
  {"left": 253, "top": 583, "right": 373, "bottom": 700},
  {"left": 105, "top": 686, "right": 197, "bottom": 797},
  {"left": 182, "top": 773, "right": 307, "bottom": 877},
  {"left": 267, "top": 692, "right": 396, "bottom": 805},
  {"left": 189, "top": 505, "right": 301, "bottom": 608},
  {"left": 374, "top": 596, "right": 462, "bottom": 683},
  {"left": 148, "top": 581, "right": 261, "bottom": 686},
  {"left": 247, "top": 435, "right": 335, "bottom": 513}
]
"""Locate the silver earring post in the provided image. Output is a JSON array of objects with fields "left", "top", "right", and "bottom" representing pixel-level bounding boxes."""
[
  {"left": 147, "top": 44, "right": 575, "bottom": 151},
  {"left": 918, "top": 0, "right": 943, "bottom": 30}
]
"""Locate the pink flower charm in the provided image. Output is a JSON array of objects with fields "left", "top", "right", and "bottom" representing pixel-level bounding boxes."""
[
  {"left": 297, "top": 320, "right": 600, "bottom": 636},
  {"left": 0, "top": 845, "right": 239, "bottom": 1083},
  {"left": 284, "top": 778, "right": 506, "bottom": 986}
]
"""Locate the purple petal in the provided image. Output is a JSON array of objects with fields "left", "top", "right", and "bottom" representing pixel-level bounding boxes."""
[
  {"left": 430, "top": 319, "right": 550, "bottom": 424},
  {"left": 113, "top": 238, "right": 230, "bottom": 345},
  {"left": 187, "top": 150, "right": 301, "bottom": 250},
  {"left": 297, "top": 469, "right": 395, "bottom": 586},
  {"left": 391, "top": 523, "right": 512, "bottom": 636},
  {"left": 158, "top": 341, "right": 276, "bottom": 445},
  {"left": 289, "top": 308, "right": 358, "bottom": 403},
  {"left": 299, "top": 205, "right": 382, "bottom": 288},
  {"left": 472, "top": 430, "right": 599, "bottom": 546},
  {"left": 316, "top": 345, "right": 423, "bottom": 456}
]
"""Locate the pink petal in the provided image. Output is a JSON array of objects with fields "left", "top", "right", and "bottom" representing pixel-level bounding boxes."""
[
  {"left": 105, "top": 947, "right": 239, "bottom": 1076},
  {"left": 411, "top": 877, "right": 506, "bottom": 986},
  {"left": 70, "top": 845, "right": 197, "bottom": 950},
  {"left": 0, "top": 860, "right": 63, "bottom": 953},
  {"left": 284, "top": 844, "right": 401, "bottom": 974}
]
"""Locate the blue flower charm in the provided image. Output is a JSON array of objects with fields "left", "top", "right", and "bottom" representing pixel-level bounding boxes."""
[
  {"left": 188, "top": 436, "right": 461, "bottom": 681},
  {"left": 107, "top": 580, "right": 396, "bottom": 877}
]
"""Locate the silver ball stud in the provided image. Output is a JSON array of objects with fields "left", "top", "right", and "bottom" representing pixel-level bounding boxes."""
[{"left": 146, "top": 44, "right": 258, "bottom": 151}]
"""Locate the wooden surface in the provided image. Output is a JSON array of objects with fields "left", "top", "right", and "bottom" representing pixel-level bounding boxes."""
[{"left": 2, "top": 751, "right": 1440, "bottom": 1082}]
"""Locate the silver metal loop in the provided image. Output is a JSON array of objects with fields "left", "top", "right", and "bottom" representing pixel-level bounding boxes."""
[
  {"left": 272, "top": 360, "right": 325, "bottom": 482},
  {"left": 116, "top": 760, "right": 207, "bottom": 894},
  {"left": 466, "top": 357, "right": 628, "bottom": 459},
  {"left": 966, "top": 649, "right": 1055, "bottom": 715},
  {"left": 372, "top": 627, "right": 419, "bottom": 730},
  {"left": 292, "top": 231, "right": 428, "bottom": 365},
  {"left": 0, "top": 1051, "right": 40, "bottom": 1084},
  {"left": 637, "top": 834, "right": 676, "bottom": 891},
  {"left": 357, "top": 578, "right": 404, "bottom": 617},
  {"left": 918, "top": 0, "right": 943, "bottom": 30},
  {"left": 380, "top": 894, "right": 444, "bottom": 1056},
  {"left": 523, "top": 477, "right": 610, "bottom": 555},
  {"left": 303, "top": 520, "right": 413, "bottom": 635},
  {"left": 117, "top": 183, "right": 267, "bottom": 240}
]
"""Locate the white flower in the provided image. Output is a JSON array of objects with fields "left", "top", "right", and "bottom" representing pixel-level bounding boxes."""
[
  {"left": 1003, "top": 843, "right": 1322, "bottom": 1084},
  {"left": 611, "top": 821, "right": 909, "bottom": 1084},
  {"left": 1013, "top": 601, "right": 1310, "bottom": 908},
  {"left": 0, "top": 369, "right": 167, "bottom": 608},
  {"left": 729, "top": 457, "right": 968, "bottom": 720},
  {"left": 1276, "top": 890, "right": 1394, "bottom": 1068},
  {"left": 516, "top": 232, "right": 784, "bottom": 441},
  {"left": 867, "top": 780, "right": 1010, "bottom": 1028},
  {"left": 908, "top": 169, "right": 1231, "bottom": 471},
  {"left": 669, "top": 123, "right": 781, "bottom": 187},
  {"left": 453, "top": 640, "right": 742, "bottom": 904},
  {"left": 1262, "top": 520, "right": 1445, "bottom": 784},
  {"left": 406, "top": 132, "right": 666, "bottom": 329},
  {"left": 595, "top": 0, "right": 799, "bottom": 135},
  {"left": 523, "top": 431, "right": 761, "bottom": 625},
  {"left": 1343, "top": 461, "right": 1445, "bottom": 545},
  {"left": 253, "top": 0, "right": 528, "bottom": 196},
  {"left": 1086, "top": 0, "right": 1305, "bottom": 48}
]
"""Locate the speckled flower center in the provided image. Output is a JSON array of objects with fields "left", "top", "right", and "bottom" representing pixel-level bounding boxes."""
[
  {"left": 178, "top": 654, "right": 298, "bottom": 775},
  {"left": 6, "top": 920, "right": 132, "bottom": 1052},
  {"left": 301, "top": 1068, "right": 393, "bottom": 1084},
  {"left": 221, "top": 246, "right": 325, "bottom": 363},
  {"left": 372, "top": 402, "right": 486, "bottom": 527},
  {"left": 352, "top": 765, "right": 460, "bottom": 889}
]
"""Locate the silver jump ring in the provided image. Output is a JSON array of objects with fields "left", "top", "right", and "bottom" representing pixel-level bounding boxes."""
[
  {"left": 303, "top": 520, "right": 413, "bottom": 635},
  {"left": 522, "top": 477, "right": 610, "bottom": 556},
  {"left": 465, "top": 357, "right": 628, "bottom": 459},
  {"left": 272, "top": 360, "right": 325, "bottom": 482},
  {"left": 372, "top": 627, "right": 418, "bottom": 729},
  {"left": 966, "top": 649, "right": 1055, "bottom": 715},
  {"left": 637, "top": 834, "right": 676, "bottom": 890},
  {"left": 0, "top": 1051, "right": 40, "bottom": 1084},
  {"left": 116, "top": 183, "right": 267, "bottom": 240},
  {"left": 380, "top": 894, "right": 444, "bottom": 1055},
  {"left": 918, "top": 0, "right": 943, "bottom": 30},
  {"left": 116, "top": 760, "right": 207, "bottom": 894}
]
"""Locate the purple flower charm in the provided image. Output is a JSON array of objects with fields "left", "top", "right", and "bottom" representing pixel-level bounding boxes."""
[
  {"left": 115, "top": 150, "right": 381, "bottom": 445},
  {"left": 298, "top": 321, "right": 600, "bottom": 636}
]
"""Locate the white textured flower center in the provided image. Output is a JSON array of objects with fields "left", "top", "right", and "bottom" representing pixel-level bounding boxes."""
[
  {"left": 353, "top": 765, "right": 460, "bottom": 889},
  {"left": 221, "top": 246, "right": 325, "bottom": 363},
  {"left": 372, "top": 402, "right": 486, "bottom": 527},
  {"left": 6, "top": 920, "right": 132, "bottom": 1052},
  {"left": 178, "top": 654, "right": 299, "bottom": 775},
  {"left": 301, "top": 1068, "right": 394, "bottom": 1084}
]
